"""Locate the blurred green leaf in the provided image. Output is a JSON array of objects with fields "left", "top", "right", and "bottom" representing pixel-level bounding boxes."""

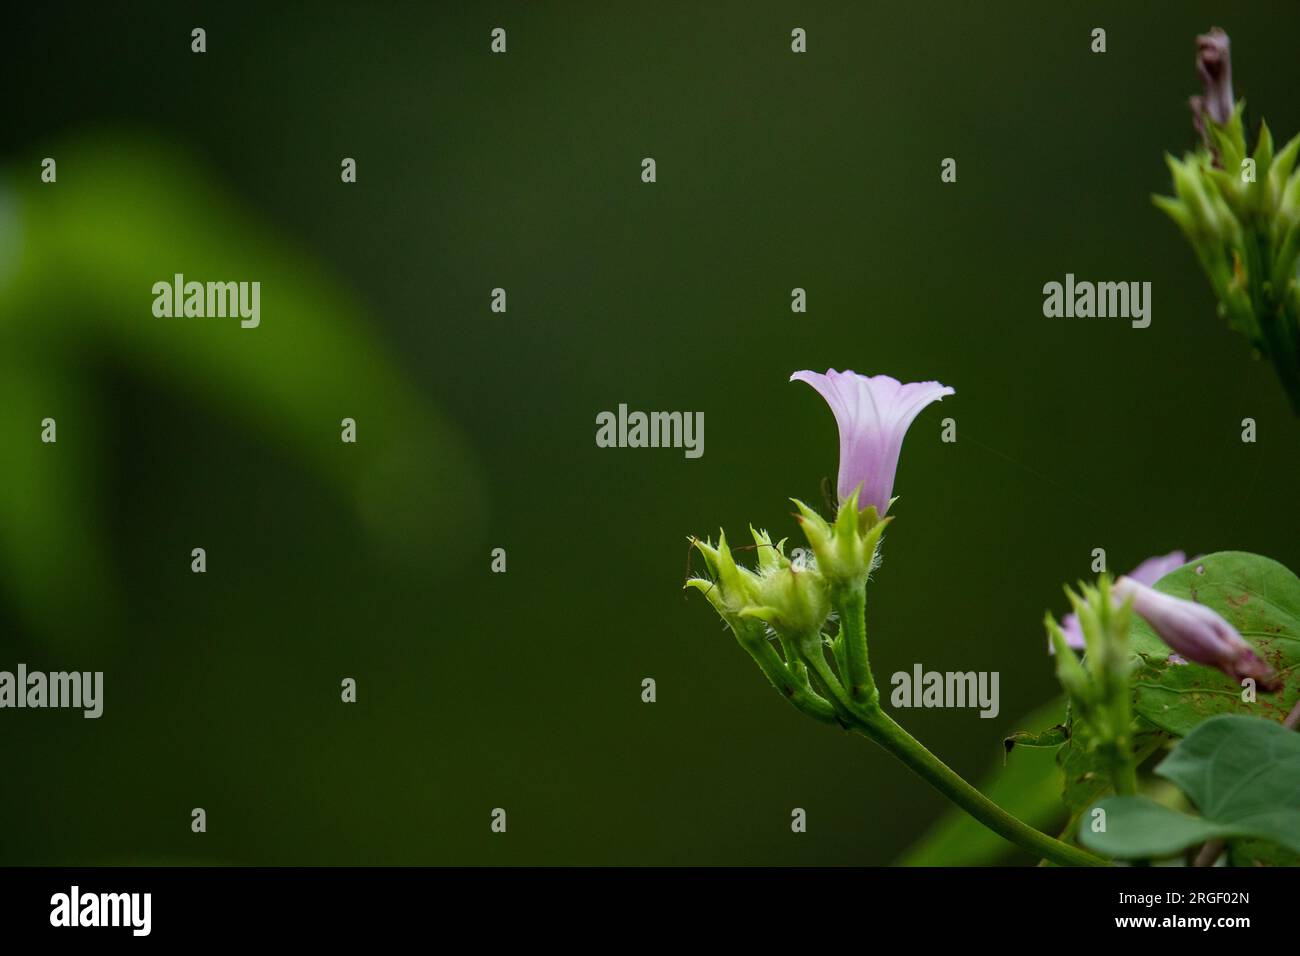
[
  {"left": 0, "top": 134, "right": 483, "bottom": 637},
  {"left": 1081, "top": 715, "right": 1300, "bottom": 860}
]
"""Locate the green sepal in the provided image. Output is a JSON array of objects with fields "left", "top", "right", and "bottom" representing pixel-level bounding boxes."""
[
  {"left": 750, "top": 526, "right": 788, "bottom": 574},
  {"left": 791, "top": 489, "right": 891, "bottom": 588},
  {"left": 1152, "top": 193, "right": 1193, "bottom": 238},
  {"left": 1267, "top": 131, "right": 1300, "bottom": 206},
  {"left": 1047, "top": 615, "right": 1089, "bottom": 702}
]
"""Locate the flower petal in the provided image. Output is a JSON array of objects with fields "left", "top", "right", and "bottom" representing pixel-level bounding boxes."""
[{"left": 792, "top": 369, "right": 953, "bottom": 513}]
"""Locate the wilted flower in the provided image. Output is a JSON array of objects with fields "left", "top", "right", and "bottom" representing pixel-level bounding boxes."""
[
  {"left": 790, "top": 369, "right": 954, "bottom": 515},
  {"left": 1194, "top": 27, "right": 1234, "bottom": 129},
  {"left": 1113, "top": 576, "right": 1281, "bottom": 691}
]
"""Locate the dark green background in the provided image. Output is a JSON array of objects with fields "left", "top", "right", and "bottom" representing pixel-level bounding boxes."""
[{"left": 3, "top": 1, "right": 1299, "bottom": 865}]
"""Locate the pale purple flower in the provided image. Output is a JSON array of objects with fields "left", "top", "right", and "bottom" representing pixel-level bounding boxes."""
[
  {"left": 1113, "top": 576, "right": 1281, "bottom": 691},
  {"left": 790, "top": 369, "right": 953, "bottom": 514},
  {"left": 1058, "top": 551, "right": 1186, "bottom": 651}
]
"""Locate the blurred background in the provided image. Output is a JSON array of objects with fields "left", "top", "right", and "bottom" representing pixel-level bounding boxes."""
[{"left": 3, "top": 1, "right": 1299, "bottom": 865}]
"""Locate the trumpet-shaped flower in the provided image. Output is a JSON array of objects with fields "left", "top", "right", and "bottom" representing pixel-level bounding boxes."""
[{"left": 790, "top": 369, "right": 954, "bottom": 515}]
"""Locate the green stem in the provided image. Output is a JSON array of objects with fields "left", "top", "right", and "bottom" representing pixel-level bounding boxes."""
[
  {"left": 743, "top": 634, "right": 837, "bottom": 725},
  {"left": 1110, "top": 743, "right": 1139, "bottom": 796},
  {"left": 800, "top": 639, "right": 861, "bottom": 722},
  {"left": 834, "top": 586, "right": 876, "bottom": 705},
  {"left": 852, "top": 705, "right": 1107, "bottom": 867},
  {"left": 1245, "top": 222, "right": 1300, "bottom": 412}
]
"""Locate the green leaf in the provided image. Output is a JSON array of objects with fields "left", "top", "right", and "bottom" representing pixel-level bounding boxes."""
[
  {"left": 1130, "top": 551, "right": 1300, "bottom": 737},
  {"left": 1080, "top": 715, "right": 1300, "bottom": 860},
  {"left": 1058, "top": 718, "right": 1167, "bottom": 814},
  {"left": 1078, "top": 796, "right": 1225, "bottom": 858}
]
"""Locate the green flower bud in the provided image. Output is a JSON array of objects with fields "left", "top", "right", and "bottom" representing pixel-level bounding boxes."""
[
  {"left": 685, "top": 531, "right": 763, "bottom": 640},
  {"left": 1045, "top": 578, "right": 1138, "bottom": 792},
  {"left": 742, "top": 560, "right": 830, "bottom": 641},
  {"left": 1046, "top": 614, "right": 1089, "bottom": 702},
  {"left": 687, "top": 528, "right": 831, "bottom": 645},
  {"left": 790, "top": 489, "right": 891, "bottom": 589}
]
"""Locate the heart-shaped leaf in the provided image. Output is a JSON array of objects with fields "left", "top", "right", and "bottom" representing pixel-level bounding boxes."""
[{"left": 1079, "top": 714, "right": 1300, "bottom": 859}]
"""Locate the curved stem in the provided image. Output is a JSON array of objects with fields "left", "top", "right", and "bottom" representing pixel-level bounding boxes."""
[
  {"left": 800, "top": 638, "right": 860, "bottom": 722},
  {"left": 744, "top": 634, "right": 838, "bottom": 725},
  {"left": 852, "top": 705, "right": 1106, "bottom": 867}
]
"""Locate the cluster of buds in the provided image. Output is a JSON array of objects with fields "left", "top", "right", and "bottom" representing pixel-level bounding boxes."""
[
  {"left": 687, "top": 490, "right": 893, "bottom": 724},
  {"left": 1156, "top": 28, "right": 1300, "bottom": 411},
  {"left": 1045, "top": 578, "right": 1140, "bottom": 791},
  {"left": 687, "top": 527, "right": 830, "bottom": 651}
]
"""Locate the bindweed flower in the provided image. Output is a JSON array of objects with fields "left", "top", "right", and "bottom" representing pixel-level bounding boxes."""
[
  {"left": 1112, "top": 576, "right": 1281, "bottom": 691},
  {"left": 1056, "top": 550, "right": 1186, "bottom": 651},
  {"left": 681, "top": 373, "right": 1111, "bottom": 867},
  {"left": 790, "top": 369, "right": 954, "bottom": 516}
]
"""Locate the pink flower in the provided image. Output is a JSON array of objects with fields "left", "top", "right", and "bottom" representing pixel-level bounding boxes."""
[
  {"left": 790, "top": 369, "right": 953, "bottom": 514},
  {"left": 1113, "top": 576, "right": 1281, "bottom": 691}
]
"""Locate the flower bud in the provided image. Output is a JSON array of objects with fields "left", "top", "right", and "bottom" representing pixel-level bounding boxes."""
[
  {"left": 687, "top": 529, "right": 830, "bottom": 643},
  {"left": 1195, "top": 28, "right": 1234, "bottom": 128},
  {"left": 1113, "top": 576, "right": 1281, "bottom": 691},
  {"left": 686, "top": 531, "right": 762, "bottom": 638},
  {"left": 791, "top": 491, "right": 890, "bottom": 589}
]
